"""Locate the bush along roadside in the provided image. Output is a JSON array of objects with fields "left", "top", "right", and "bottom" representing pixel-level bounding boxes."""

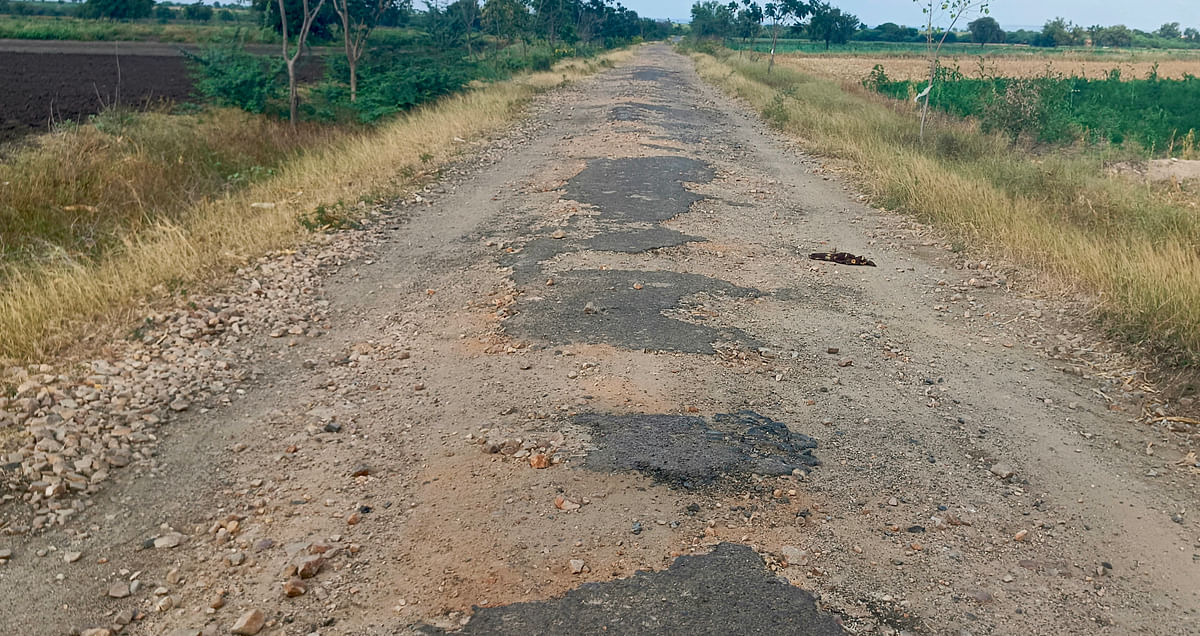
[{"left": 184, "top": 41, "right": 606, "bottom": 125}]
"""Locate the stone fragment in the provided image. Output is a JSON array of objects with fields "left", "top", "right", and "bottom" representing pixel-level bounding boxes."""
[
  {"left": 64, "top": 551, "right": 82, "bottom": 563},
  {"left": 154, "top": 532, "right": 186, "bottom": 549},
  {"left": 296, "top": 555, "right": 324, "bottom": 579},
  {"left": 781, "top": 546, "right": 807, "bottom": 566},
  {"left": 107, "top": 581, "right": 130, "bottom": 598},
  {"left": 554, "top": 495, "right": 580, "bottom": 511},
  {"left": 989, "top": 463, "right": 1015, "bottom": 479},
  {"left": 968, "top": 588, "right": 994, "bottom": 604},
  {"left": 569, "top": 559, "right": 586, "bottom": 574},
  {"left": 283, "top": 578, "right": 307, "bottom": 597},
  {"left": 1013, "top": 529, "right": 1029, "bottom": 542},
  {"left": 529, "top": 453, "right": 550, "bottom": 469},
  {"left": 230, "top": 609, "right": 265, "bottom": 635}
]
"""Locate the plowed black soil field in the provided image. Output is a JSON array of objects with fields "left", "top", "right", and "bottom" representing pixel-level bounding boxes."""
[
  {"left": 1, "top": 50, "right": 192, "bottom": 142},
  {"left": 0, "top": 42, "right": 324, "bottom": 143}
]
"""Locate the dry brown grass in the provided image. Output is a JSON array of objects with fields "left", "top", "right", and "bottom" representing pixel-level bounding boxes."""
[
  {"left": 0, "top": 50, "right": 631, "bottom": 361},
  {"left": 695, "top": 51, "right": 1200, "bottom": 363},
  {"left": 779, "top": 54, "right": 1200, "bottom": 83},
  {"left": 1, "top": 109, "right": 338, "bottom": 271}
]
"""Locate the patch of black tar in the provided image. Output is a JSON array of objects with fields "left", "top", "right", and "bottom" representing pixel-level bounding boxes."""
[
  {"left": 609, "top": 102, "right": 673, "bottom": 122},
  {"left": 630, "top": 67, "right": 677, "bottom": 83},
  {"left": 582, "top": 226, "right": 700, "bottom": 253},
  {"left": 500, "top": 153, "right": 768, "bottom": 354},
  {"left": 564, "top": 156, "right": 712, "bottom": 223},
  {"left": 419, "top": 542, "right": 845, "bottom": 635},
  {"left": 505, "top": 269, "right": 760, "bottom": 354},
  {"left": 577, "top": 410, "right": 821, "bottom": 488}
]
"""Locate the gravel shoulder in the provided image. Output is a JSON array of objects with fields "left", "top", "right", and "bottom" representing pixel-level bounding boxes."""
[{"left": 1, "top": 43, "right": 1197, "bottom": 636}]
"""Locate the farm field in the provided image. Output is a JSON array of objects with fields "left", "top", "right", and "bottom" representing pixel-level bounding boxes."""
[
  {"left": 776, "top": 52, "right": 1200, "bottom": 82},
  {"left": 0, "top": 40, "right": 323, "bottom": 143}
]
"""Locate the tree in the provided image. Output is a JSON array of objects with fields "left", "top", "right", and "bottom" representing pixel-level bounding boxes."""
[
  {"left": 690, "top": 0, "right": 733, "bottom": 39},
  {"left": 79, "top": 0, "right": 152, "bottom": 19},
  {"left": 1185, "top": 27, "right": 1200, "bottom": 42},
  {"left": 254, "top": 0, "right": 338, "bottom": 39},
  {"left": 763, "top": 0, "right": 809, "bottom": 72},
  {"left": 1095, "top": 24, "right": 1131, "bottom": 47},
  {"left": 277, "top": 0, "right": 327, "bottom": 126},
  {"left": 913, "top": 0, "right": 988, "bottom": 139},
  {"left": 728, "top": 1, "right": 763, "bottom": 53},
  {"left": 451, "top": 0, "right": 481, "bottom": 56},
  {"left": 807, "top": 1, "right": 857, "bottom": 50},
  {"left": 1037, "top": 17, "right": 1076, "bottom": 47},
  {"left": 1156, "top": 22, "right": 1181, "bottom": 39},
  {"left": 330, "top": 0, "right": 393, "bottom": 103},
  {"left": 967, "top": 15, "right": 1002, "bottom": 45},
  {"left": 483, "top": 0, "right": 529, "bottom": 50},
  {"left": 183, "top": 1, "right": 214, "bottom": 20}
]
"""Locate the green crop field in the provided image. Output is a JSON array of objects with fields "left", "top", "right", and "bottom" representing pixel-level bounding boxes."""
[
  {"left": 865, "top": 65, "right": 1200, "bottom": 155},
  {"left": 732, "top": 37, "right": 1200, "bottom": 60}
]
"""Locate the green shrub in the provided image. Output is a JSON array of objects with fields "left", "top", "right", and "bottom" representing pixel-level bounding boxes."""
[
  {"left": 78, "top": 0, "right": 152, "bottom": 20},
  {"left": 315, "top": 52, "right": 474, "bottom": 123},
  {"left": 183, "top": 2, "right": 212, "bottom": 21},
  {"left": 184, "top": 46, "right": 286, "bottom": 115}
]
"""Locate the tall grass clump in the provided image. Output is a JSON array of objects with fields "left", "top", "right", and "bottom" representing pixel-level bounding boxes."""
[
  {"left": 0, "top": 108, "right": 335, "bottom": 271},
  {"left": 693, "top": 50, "right": 1200, "bottom": 363}
]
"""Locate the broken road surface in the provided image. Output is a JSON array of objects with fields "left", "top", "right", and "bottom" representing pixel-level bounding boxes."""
[{"left": 2, "top": 44, "right": 1197, "bottom": 635}]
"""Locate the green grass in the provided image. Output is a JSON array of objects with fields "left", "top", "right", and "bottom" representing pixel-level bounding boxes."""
[
  {"left": 692, "top": 48, "right": 1200, "bottom": 366},
  {"left": 731, "top": 37, "right": 1200, "bottom": 60},
  {"left": 0, "top": 15, "right": 278, "bottom": 42},
  {"left": 866, "top": 65, "right": 1200, "bottom": 155}
]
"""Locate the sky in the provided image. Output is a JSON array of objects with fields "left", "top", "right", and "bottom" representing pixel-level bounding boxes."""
[{"left": 624, "top": 0, "right": 1200, "bottom": 32}]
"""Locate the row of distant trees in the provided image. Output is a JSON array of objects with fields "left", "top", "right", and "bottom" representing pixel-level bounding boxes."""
[
  {"left": 688, "top": 1, "right": 1200, "bottom": 50},
  {"left": 955, "top": 16, "right": 1200, "bottom": 48},
  {"left": 691, "top": 0, "right": 860, "bottom": 64},
  {"left": 49, "top": 0, "right": 669, "bottom": 125}
]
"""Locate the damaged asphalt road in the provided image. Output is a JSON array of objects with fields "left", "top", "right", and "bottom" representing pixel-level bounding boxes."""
[{"left": 6, "top": 44, "right": 1198, "bottom": 636}]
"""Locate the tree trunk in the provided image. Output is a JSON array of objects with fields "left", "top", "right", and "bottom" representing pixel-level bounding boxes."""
[
  {"left": 287, "top": 57, "right": 298, "bottom": 127},
  {"left": 768, "top": 24, "right": 778, "bottom": 73},
  {"left": 919, "top": 58, "right": 934, "bottom": 141},
  {"left": 349, "top": 58, "right": 358, "bottom": 103}
]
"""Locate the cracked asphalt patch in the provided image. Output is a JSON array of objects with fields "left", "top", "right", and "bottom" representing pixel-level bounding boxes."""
[
  {"left": 506, "top": 269, "right": 761, "bottom": 353},
  {"left": 423, "top": 543, "right": 845, "bottom": 635},
  {"left": 582, "top": 226, "right": 700, "bottom": 253},
  {"left": 564, "top": 156, "right": 712, "bottom": 223},
  {"left": 502, "top": 153, "right": 763, "bottom": 353},
  {"left": 578, "top": 410, "right": 821, "bottom": 489}
]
